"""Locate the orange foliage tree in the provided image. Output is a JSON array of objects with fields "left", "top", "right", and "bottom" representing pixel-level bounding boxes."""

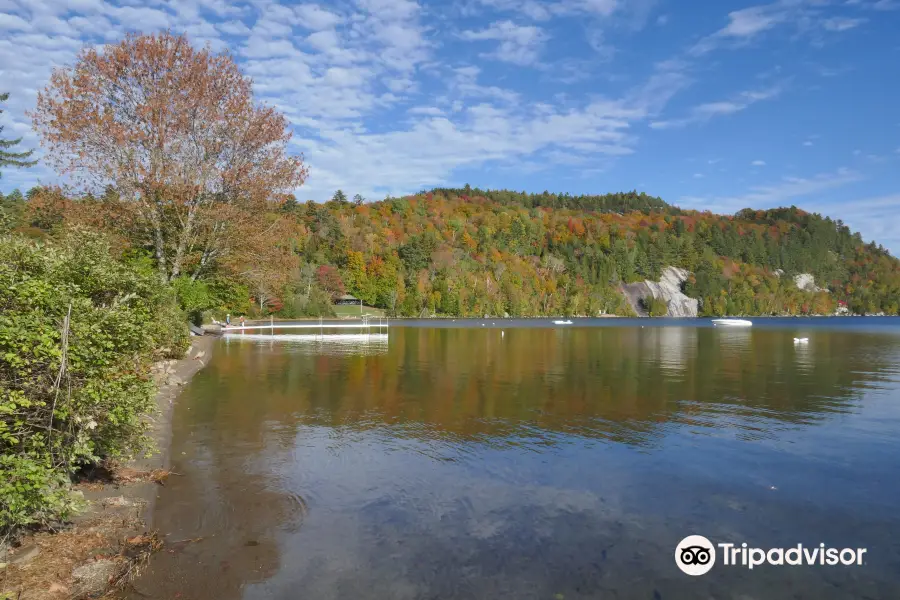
[{"left": 31, "top": 32, "right": 308, "bottom": 283}]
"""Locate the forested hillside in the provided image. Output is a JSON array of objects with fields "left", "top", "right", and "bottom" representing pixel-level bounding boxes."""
[
  {"left": 7, "top": 31, "right": 895, "bottom": 323},
  {"left": 6, "top": 185, "right": 898, "bottom": 319}
]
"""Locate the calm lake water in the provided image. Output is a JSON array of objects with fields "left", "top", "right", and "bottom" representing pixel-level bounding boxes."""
[{"left": 133, "top": 319, "right": 900, "bottom": 600}]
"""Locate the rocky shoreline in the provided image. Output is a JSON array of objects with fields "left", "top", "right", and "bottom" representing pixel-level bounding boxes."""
[{"left": 0, "top": 336, "right": 215, "bottom": 600}]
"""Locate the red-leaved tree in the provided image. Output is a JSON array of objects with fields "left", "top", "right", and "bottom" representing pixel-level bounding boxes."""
[{"left": 316, "top": 265, "right": 345, "bottom": 301}]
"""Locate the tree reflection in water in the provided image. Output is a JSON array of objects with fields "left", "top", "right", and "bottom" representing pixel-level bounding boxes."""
[{"left": 132, "top": 325, "right": 900, "bottom": 600}]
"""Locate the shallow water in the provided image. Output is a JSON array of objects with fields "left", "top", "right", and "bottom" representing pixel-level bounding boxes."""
[{"left": 133, "top": 320, "right": 900, "bottom": 599}]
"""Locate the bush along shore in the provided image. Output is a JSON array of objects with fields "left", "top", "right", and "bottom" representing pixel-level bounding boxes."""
[{"left": 0, "top": 230, "right": 210, "bottom": 598}]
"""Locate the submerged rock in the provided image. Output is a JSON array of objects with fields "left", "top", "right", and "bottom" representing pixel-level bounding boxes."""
[{"left": 621, "top": 266, "right": 699, "bottom": 317}]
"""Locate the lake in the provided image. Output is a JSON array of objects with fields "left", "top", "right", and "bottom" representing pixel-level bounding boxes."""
[{"left": 131, "top": 319, "right": 900, "bottom": 599}]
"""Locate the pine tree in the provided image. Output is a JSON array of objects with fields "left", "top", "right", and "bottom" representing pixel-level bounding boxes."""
[{"left": 0, "top": 93, "right": 37, "bottom": 177}]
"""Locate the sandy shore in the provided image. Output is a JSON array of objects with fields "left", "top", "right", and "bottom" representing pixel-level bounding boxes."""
[{"left": 0, "top": 336, "right": 215, "bottom": 600}]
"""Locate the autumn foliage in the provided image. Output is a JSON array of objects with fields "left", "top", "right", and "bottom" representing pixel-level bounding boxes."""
[{"left": 31, "top": 32, "right": 307, "bottom": 283}]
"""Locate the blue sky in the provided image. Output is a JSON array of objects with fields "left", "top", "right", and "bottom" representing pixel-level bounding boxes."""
[{"left": 1, "top": 0, "right": 899, "bottom": 250}]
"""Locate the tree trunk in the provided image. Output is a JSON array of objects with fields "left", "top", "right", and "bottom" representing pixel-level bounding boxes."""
[
  {"left": 170, "top": 198, "right": 200, "bottom": 280},
  {"left": 148, "top": 203, "right": 168, "bottom": 283}
]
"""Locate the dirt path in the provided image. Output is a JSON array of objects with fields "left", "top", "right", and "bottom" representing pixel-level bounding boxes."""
[{"left": 0, "top": 336, "right": 216, "bottom": 600}]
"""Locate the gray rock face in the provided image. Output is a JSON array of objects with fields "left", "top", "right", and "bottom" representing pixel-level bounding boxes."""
[
  {"left": 794, "top": 273, "right": 825, "bottom": 292},
  {"left": 621, "top": 266, "right": 699, "bottom": 317},
  {"left": 10, "top": 544, "right": 40, "bottom": 565},
  {"left": 72, "top": 559, "right": 119, "bottom": 595}
]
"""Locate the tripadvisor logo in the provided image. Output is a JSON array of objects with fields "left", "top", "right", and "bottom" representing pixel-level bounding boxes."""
[
  {"left": 676, "top": 535, "right": 716, "bottom": 576},
  {"left": 675, "top": 535, "right": 867, "bottom": 576}
]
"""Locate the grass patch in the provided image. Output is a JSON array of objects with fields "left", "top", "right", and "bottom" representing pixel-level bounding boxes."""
[{"left": 332, "top": 304, "right": 385, "bottom": 318}]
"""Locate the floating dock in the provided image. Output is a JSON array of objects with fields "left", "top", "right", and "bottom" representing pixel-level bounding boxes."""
[{"left": 222, "top": 316, "right": 388, "bottom": 334}]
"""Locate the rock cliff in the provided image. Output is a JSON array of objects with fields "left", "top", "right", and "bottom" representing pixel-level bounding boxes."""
[
  {"left": 621, "top": 266, "right": 699, "bottom": 317},
  {"left": 794, "top": 273, "right": 826, "bottom": 293}
]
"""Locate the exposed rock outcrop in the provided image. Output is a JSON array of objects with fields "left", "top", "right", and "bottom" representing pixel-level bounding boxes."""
[
  {"left": 794, "top": 273, "right": 826, "bottom": 292},
  {"left": 621, "top": 266, "right": 699, "bottom": 317}
]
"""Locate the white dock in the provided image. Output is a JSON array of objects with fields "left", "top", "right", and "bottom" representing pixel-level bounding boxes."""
[{"left": 222, "top": 316, "right": 388, "bottom": 334}]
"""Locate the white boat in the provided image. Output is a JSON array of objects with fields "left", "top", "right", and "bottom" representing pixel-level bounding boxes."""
[
  {"left": 712, "top": 319, "right": 752, "bottom": 327},
  {"left": 553, "top": 320, "right": 573, "bottom": 325},
  {"left": 793, "top": 337, "right": 809, "bottom": 344}
]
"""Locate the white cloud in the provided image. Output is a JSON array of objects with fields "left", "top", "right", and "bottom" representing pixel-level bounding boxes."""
[
  {"left": 322, "top": 66, "right": 369, "bottom": 87},
  {"left": 822, "top": 17, "right": 866, "bottom": 31},
  {"left": 471, "top": 0, "right": 618, "bottom": 19},
  {"left": 688, "top": 4, "right": 788, "bottom": 55},
  {"left": 242, "top": 37, "right": 301, "bottom": 58},
  {"left": 803, "top": 140, "right": 814, "bottom": 147},
  {"left": 0, "top": 0, "right": 882, "bottom": 231},
  {"left": 472, "top": 0, "right": 554, "bottom": 20},
  {"left": 451, "top": 67, "right": 521, "bottom": 104},
  {"left": 408, "top": 106, "right": 444, "bottom": 116},
  {"left": 650, "top": 85, "right": 783, "bottom": 129},
  {"left": 722, "top": 5, "right": 784, "bottom": 37},
  {"left": 566, "top": 0, "right": 618, "bottom": 16},
  {"left": 290, "top": 95, "right": 648, "bottom": 199},
  {"left": 295, "top": 4, "right": 343, "bottom": 30},
  {"left": 681, "top": 168, "right": 862, "bottom": 214},
  {"left": 108, "top": 5, "right": 173, "bottom": 29},
  {"left": 873, "top": 0, "right": 900, "bottom": 10},
  {"left": 306, "top": 29, "right": 342, "bottom": 52},
  {"left": 584, "top": 29, "right": 615, "bottom": 59},
  {"left": 0, "top": 12, "right": 32, "bottom": 31},
  {"left": 752, "top": 160, "right": 766, "bottom": 166},
  {"left": 693, "top": 173, "right": 704, "bottom": 178},
  {"left": 460, "top": 20, "right": 548, "bottom": 66},
  {"left": 689, "top": 1, "right": 868, "bottom": 56},
  {"left": 218, "top": 20, "right": 251, "bottom": 36}
]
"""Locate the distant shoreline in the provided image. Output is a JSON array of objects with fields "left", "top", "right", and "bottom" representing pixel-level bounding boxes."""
[{"left": 231, "top": 314, "right": 896, "bottom": 326}]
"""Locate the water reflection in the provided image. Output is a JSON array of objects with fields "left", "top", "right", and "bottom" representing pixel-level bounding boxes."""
[
  {"left": 654, "top": 326, "right": 697, "bottom": 371},
  {"left": 134, "top": 325, "right": 900, "bottom": 600},
  {"left": 224, "top": 332, "right": 389, "bottom": 353}
]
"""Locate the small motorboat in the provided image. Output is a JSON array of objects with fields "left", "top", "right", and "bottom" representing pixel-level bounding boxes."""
[
  {"left": 793, "top": 337, "right": 809, "bottom": 344},
  {"left": 712, "top": 319, "right": 753, "bottom": 327},
  {"left": 553, "top": 320, "right": 573, "bottom": 325}
]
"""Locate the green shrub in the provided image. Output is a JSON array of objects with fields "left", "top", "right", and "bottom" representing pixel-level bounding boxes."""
[
  {"left": 172, "top": 276, "right": 213, "bottom": 325},
  {"left": 0, "top": 230, "right": 188, "bottom": 532},
  {"left": 280, "top": 286, "right": 335, "bottom": 318},
  {"left": 210, "top": 278, "right": 251, "bottom": 312},
  {"left": 641, "top": 294, "right": 669, "bottom": 317}
]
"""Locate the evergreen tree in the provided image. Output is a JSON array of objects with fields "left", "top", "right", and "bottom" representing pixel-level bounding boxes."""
[
  {"left": 0, "top": 93, "right": 36, "bottom": 177},
  {"left": 332, "top": 189, "right": 348, "bottom": 204}
]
